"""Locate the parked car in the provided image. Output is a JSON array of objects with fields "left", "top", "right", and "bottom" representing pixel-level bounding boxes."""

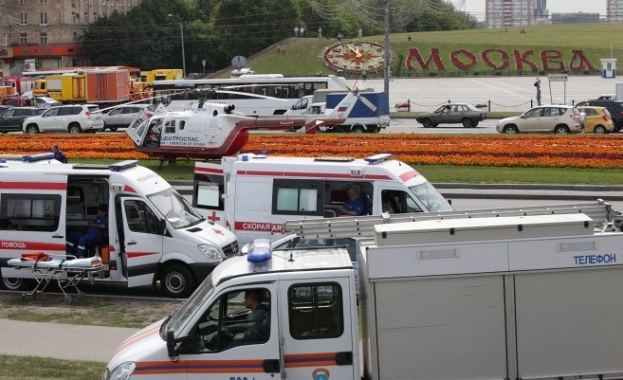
[
  {"left": 0, "top": 107, "right": 45, "bottom": 133},
  {"left": 575, "top": 99, "right": 623, "bottom": 132},
  {"left": 34, "top": 96, "right": 63, "bottom": 108},
  {"left": 496, "top": 105, "right": 583, "bottom": 134},
  {"left": 577, "top": 106, "right": 615, "bottom": 134},
  {"left": 2, "top": 95, "right": 36, "bottom": 107},
  {"left": 22, "top": 104, "right": 104, "bottom": 134},
  {"left": 415, "top": 103, "right": 487, "bottom": 128},
  {"left": 101, "top": 104, "right": 155, "bottom": 131}
]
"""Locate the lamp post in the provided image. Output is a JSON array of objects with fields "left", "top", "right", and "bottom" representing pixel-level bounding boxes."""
[{"left": 168, "top": 14, "right": 186, "bottom": 79}]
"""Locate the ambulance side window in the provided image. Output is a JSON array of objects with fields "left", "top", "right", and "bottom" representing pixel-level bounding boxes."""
[
  {"left": 195, "top": 182, "right": 223, "bottom": 211},
  {"left": 288, "top": 283, "right": 343, "bottom": 339},
  {"left": 124, "top": 200, "right": 160, "bottom": 234},
  {"left": 0, "top": 194, "right": 61, "bottom": 231},
  {"left": 272, "top": 179, "right": 323, "bottom": 216}
]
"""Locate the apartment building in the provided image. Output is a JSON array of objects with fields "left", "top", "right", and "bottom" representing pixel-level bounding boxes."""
[
  {"left": 607, "top": 0, "right": 623, "bottom": 22},
  {"left": 485, "top": 0, "right": 533, "bottom": 28},
  {"left": 0, "top": 0, "right": 141, "bottom": 76}
]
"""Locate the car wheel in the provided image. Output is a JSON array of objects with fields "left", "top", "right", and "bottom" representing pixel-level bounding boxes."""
[
  {"left": 25, "top": 124, "right": 39, "bottom": 134},
  {"left": 108, "top": 127, "right": 118, "bottom": 132},
  {"left": 351, "top": 126, "right": 365, "bottom": 134},
  {"left": 421, "top": 118, "right": 432, "bottom": 128},
  {"left": 159, "top": 264, "right": 195, "bottom": 298},
  {"left": 554, "top": 125, "right": 570, "bottom": 134},
  {"left": 594, "top": 125, "right": 607, "bottom": 134},
  {"left": 68, "top": 123, "right": 82, "bottom": 134},
  {"left": 473, "top": 121, "right": 479, "bottom": 127},
  {"left": 503, "top": 125, "right": 519, "bottom": 134},
  {"left": 462, "top": 118, "right": 473, "bottom": 128}
]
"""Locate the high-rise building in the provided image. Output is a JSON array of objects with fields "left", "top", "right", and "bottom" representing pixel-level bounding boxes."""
[
  {"left": 533, "top": 0, "right": 548, "bottom": 19},
  {"left": 607, "top": 0, "right": 623, "bottom": 22},
  {"left": 486, "top": 0, "right": 534, "bottom": 28},
  {"left": 0, "top": 0, "right": 142, "bottom": 76}
]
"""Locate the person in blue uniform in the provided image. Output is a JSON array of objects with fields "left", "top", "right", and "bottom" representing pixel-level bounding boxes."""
[
  {"left": 340, "top": 186, "right": 366, "bottom": 216},
  {"left": 52, "top": 144, "right": 68, "bottom": 163},
  {"left": 67, "top": 204, "right": 108, "bottom": 258}
]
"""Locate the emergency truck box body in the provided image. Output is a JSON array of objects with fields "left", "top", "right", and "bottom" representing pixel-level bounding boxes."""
[
  {"left": 35, "top": 70, "right": 130, "bottom": 104},
  {"left": 0, "top": 158, "right": 238, "bottom": 297},
  {"left": 193, "top": 153, "right": 453, "bottom": 246},
  {"left": 105, "top": 212, "right": 623, "bottom": 380}
]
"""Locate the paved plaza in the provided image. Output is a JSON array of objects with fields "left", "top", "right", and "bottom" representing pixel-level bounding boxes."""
[{"left": 345, "top": 75, "right": 620, "bottom": 112}]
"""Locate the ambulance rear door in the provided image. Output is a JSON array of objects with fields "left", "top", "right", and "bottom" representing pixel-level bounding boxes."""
[
  {"left": 119, "top": 196, "right": 163, "bottom": 288},
  {"left": 193, "top": 162, "right": 227, "bottom": 228}
]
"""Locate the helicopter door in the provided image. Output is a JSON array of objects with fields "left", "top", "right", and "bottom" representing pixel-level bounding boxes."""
[{"left": 125, "top": 110, "right": 151, "bottom": 145}]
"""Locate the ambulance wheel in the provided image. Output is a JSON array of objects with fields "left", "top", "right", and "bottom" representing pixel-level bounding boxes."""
[{"left": 160, "top": 264, "right": 195, "bottom": 298}]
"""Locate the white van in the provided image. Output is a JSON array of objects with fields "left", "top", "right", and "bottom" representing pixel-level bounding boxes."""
[
  {"left": 193, "top": 153, "right": 453, "bottom": 246},
  {"left": 0, "top": 154, "right": 239, "bottom": 297}
]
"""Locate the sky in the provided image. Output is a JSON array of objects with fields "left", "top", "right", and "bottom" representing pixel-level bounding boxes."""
[{"left": 462, "top": 0, "right": 608, "bottom": 20}]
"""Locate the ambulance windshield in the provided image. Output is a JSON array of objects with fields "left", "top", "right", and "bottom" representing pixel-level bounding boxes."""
[
  {"left": 409, "top": 182, "right": 453, "bottom": 212},
  {"left": 148, "top": 188, "right": 204, "bottom": 228}
]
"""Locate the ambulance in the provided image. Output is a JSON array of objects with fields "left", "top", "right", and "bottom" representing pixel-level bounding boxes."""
[
  {"left": 105, "top": 200, "right": 623, "bottom": 380},
  {"left": 192, "top": 152, "right": 453, "bottom": 246},
  {"left": 0, "top": 154, "right": 239, "bottom": 297}
]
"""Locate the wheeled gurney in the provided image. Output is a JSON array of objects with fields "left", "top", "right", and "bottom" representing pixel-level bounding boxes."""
[{"left": 7, "top": 252, "right": 104, "bottom": 304}]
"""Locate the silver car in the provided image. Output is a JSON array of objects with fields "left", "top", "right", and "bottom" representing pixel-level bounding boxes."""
[
  {"left": 102, "top": 104, "right": 155, "bottom": 131},
  {"left": 496, "top": 105, "right": 584, "bottom": 134}
]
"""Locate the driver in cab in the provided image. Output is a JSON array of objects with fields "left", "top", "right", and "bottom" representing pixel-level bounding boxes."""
[{"left": 235, "top": 289, "right": 270, "bottom": 345}]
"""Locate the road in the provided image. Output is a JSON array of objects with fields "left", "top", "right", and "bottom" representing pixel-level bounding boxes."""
[{"left": 388, "top": 117, "right": 499, "bottom": 134}]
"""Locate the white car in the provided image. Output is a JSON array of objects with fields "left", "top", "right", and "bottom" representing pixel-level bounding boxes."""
[
  {"left": 23, "top": 104, "right": 104, "bottom": 134},
  {"left": 496, "top": 105, "right": 584, "bottom": 134},
  {"left": 34, "top": 96, "right": 63, "bottom": 108},
  {"left": 101, "top": 104, "right": 155, "bottom": 131}
]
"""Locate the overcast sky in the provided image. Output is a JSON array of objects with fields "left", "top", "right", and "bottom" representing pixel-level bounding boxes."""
[{"left": 463, "top": 0, "right": 607, "bottom": 20}]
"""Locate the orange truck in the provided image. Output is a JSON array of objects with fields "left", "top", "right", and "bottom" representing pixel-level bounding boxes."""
[{"left": 33, "top": 69, "right": 131, "bottom": 105}]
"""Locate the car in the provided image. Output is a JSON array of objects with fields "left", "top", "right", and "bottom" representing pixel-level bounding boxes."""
[
  {"left": 101, "top": 104, "right": 155, "bottom": 131},
  {"left": 496, "top": 105, "right": 584, "bottom": 134},
  {"left": 22, "top": 104, "right": 104, "bottom": 134},
  {"left": 34, "top": 96, "right": 63, "bottom": 108},
  {"left": 2, "top": 95, "right": 36, "bottom": 107},
  {"left": 577, "top": 106, "right": 615, "bottom": 134},
  {"left": 415, "top": 103, "right": 487, "bottom": 128},
  {"left": 575, "top": 99, "right": 623, "bottom": 132},
  {"left": 0, "top": 107, "right": 45, "bottom": 133}
]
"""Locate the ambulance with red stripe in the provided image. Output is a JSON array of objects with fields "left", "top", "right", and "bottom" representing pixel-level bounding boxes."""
[
  {"left": 0, "top": 155, "right": 238, "bottom": 297},
  {"left": 192, "top": 152, "right": 453, "bottom": 246}
]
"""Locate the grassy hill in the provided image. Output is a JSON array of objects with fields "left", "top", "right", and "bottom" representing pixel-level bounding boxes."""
[{"left": 214, "top": 23, "right": 623, "bottom": 78}]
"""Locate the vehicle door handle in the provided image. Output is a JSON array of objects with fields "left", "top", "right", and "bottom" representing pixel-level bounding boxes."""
[
  {"left": 262, "top": 359, "right": 280, "bottom": 373},
  {"left": 127, "top": 241, "right": 137, "bottom": 245},
  {"left": 52, "top": 234, "right": 64, "bottom": 239}
]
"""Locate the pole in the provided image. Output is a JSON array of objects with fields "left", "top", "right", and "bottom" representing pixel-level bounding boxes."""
[
  {"left": 179, "top": 21, "right": 186, "bottom": 79},
  {"left": 383, "top": 0, "right": 390, "bottom": 94}
]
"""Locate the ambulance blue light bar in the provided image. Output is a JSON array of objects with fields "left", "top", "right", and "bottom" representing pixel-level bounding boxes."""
[
  {"left": 109, "top": 160, "right": 139, "bottom": 171},
  {"left": 247, "top": 239, "right": 272, "bottom": 271},
  {"left": 365, "top": 153, "right": 393, "bottom": 164},
  {"left": 22, "top": 153, "right": 55, "bottom": 162}
]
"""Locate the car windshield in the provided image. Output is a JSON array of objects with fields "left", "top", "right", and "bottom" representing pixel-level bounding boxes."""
[
  {"left": 148, "top": 188, "right": 204, "bottom": 228},
  {"left": 409, "top": 182, "right": 453, "bottom": 212},
  {"left": 162, "top": 274, "right": 215, "bottom": 338}
]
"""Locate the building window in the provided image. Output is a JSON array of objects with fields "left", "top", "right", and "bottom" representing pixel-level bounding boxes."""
[
  {"left": 72, "top": 12, "right": 77, "bottom": 24},
  {"left": 84, "top": 12, "right": 89, "bottom": 23},
  {"left": 93, "top": 12, "right": 98, "bottom": 21},
  {"left": 40, "top": 12, "right": 47, "bottom": 25},
  {"left": 72, "top": 31, "right": 79, "bottom": 43},
  {"left": 40, "top": 0, "right": 46, "bottom": 3},
  {"left": 0, "top": 0, "right": 5, "bottom": 5},
  {"left": 19, "top": 0, "right": 26, "bottom": 4},
  {"left": 39, "top": 32, "right": 47, "bottom": 45},
  {"left": 19, "top": 33, "right": 27, "bottom": 45},
  {"left": 20, "top": 12, "right": 27, "bottom": 26}
]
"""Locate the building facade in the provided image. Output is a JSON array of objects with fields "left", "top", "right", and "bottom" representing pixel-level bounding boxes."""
[
  {"left": 0, "top": 0, "right": 141, "bottom": 76},
  {"left": 486, "top": 0, "right": 533, "bottom": 29},
  {"left": 607, "top": 0, "right": 623, "bottom": 22}
]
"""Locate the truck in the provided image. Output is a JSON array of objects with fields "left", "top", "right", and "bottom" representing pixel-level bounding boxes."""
[
  {"left": 32, "top": 69, "right": 131, "bottom": 105},
  {"left": 286, "top": 90, "right": 390, "bottom": 133},
  {"left": 0, "top": 154, "right": 239, "bottom": 298},
  {"left": 193, "top": 152, "right": 453, "bottom": 246},
  {"left": 104, "top": 199, "right": 623, "bottom": 380}
]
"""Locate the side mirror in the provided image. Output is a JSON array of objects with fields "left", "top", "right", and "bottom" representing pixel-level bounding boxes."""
[
  {"left": 159, "top": 219, "right": 167, "bottom": 235},
  {"left": 167, "top": 328, "right": 198, "bottom": 359},
  {"left": 166, "top": 329, "right": 180, "bottom": 359}
]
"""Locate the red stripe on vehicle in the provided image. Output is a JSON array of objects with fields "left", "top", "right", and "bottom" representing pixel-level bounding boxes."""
[
  {"left": 238, "top": 170, "right": 392, "bottom": 180},
  {"left": 0, "top": 182, "right": 67, "bottom": 190},
  {"left": 127, "top": 251, "right": 159, "bottom": 259},
  {"left": 399, "top": 169, "right": 419, "bottom": 183},
  {"left": 0, "top": 240, "right": 65, "bottom": 251},
  {"left": 194, "top": 167, "right": 224, "bottom": 175}
]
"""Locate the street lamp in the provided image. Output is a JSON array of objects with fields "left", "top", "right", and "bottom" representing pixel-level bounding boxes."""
[{"left": 168, "top": 14, "right": 186, "bottom": 79}]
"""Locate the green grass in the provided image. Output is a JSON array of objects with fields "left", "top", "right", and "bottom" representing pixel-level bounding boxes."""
[
  {"left": 214, "top": 23, "right": 623, "bottom": 78},
  {"left": 0, "top": 356, "right": 105, "bottom": 380}
]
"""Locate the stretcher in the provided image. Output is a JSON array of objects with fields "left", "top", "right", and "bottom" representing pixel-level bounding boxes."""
[{"left": 8, "top": 252, "right": 104, "bottom": 304}]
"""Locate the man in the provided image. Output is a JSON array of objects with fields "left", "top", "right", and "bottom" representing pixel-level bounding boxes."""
[
  {"left": 534, "top": 78, "right": 542, "bottom": 106},
  {"left": 67, "top": 204, "right": 108, "bottom": 258},
  {"left": 236, "top": 289, "right": 270, "bottom": 345},
  {"left": 52, "top": 144, "right": 68, "bottom": 163}
]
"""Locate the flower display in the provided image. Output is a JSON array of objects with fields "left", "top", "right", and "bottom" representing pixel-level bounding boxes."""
[{"left": 1, "top": 134, "right": 621, "bottom": 169}]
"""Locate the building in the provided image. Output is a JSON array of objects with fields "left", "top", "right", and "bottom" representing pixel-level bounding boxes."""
[
  {"left": 486, "top": 0, "right": 533, "bottom": 29},
  {"left": 0, "top": 0, "right": 142, "bottom": 77},
  {"left": 607, "top": 0, "right": 623, "bottom": 22},
  {"left": 533, "top": 0, "right": 548, "bottom": 19},
  {"left": 551, "top": 12, "right": 601, "bottom": 24}
]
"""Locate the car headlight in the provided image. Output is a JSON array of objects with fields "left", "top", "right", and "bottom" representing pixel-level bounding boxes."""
[
  {"left": 198, "top": 244, "right": 224, "bottom": 260},
  {"left": 105, "top": 361, "right": 136, "bottom": 380}
]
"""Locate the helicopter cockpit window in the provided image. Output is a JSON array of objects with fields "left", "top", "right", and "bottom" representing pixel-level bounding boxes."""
[{"left": 164, "top": 119, "right": 176, "bottom": 134}]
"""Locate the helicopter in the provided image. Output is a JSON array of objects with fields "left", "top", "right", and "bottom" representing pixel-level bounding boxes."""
[{"left": 124, "top": 76, "right": 377, "bottom": 167}]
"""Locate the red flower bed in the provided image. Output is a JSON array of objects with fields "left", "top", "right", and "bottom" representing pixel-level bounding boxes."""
[{"left": 1, "top": 133, "right": 621, "bottom": 169}]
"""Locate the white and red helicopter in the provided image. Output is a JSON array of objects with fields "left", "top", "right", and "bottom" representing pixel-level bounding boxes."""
[{"left": 124, "top": 76, "right": 376, "bottom": 166}]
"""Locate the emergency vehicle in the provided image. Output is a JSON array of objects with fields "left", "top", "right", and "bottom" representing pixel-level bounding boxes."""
[
  {"left": 105, "top": 200, "right": 623, "bottom": 380},
  {"left": 193, "top": 152, "right": 453, "bottom": 246},
  {"left": 0, "top": 155, "right": 239, "bottom": 297}
]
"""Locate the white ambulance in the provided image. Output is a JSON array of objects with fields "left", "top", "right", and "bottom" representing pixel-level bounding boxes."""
[
  {"left": 192, "top": 152, "right": 453, "bottom": 246},
  {"left": 0, "top": 154, "right": 238, "bottom": 297}
]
